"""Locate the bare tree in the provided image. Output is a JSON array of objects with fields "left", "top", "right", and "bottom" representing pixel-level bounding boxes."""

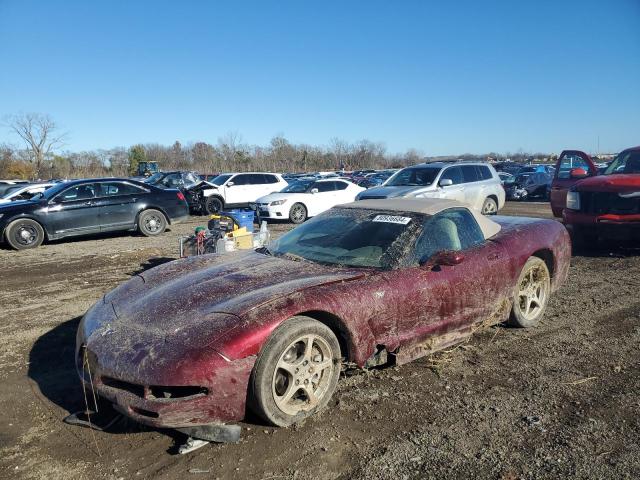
[{"left": 4, "top": 113, "right": 66, "bottom": 179}]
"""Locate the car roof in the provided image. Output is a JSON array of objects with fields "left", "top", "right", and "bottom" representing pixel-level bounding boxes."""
[{"left": 340, "top": 198, "right": 501, "bottom": 239}]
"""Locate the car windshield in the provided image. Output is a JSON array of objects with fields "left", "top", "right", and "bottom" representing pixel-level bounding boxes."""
[
  {"left": 271, "top": 207, "right": 426, "bottom": 269},
  {"left": 211, "top": 174, "right": 232, "bottom": 186},
  {"left": 604, "top": 151, "right": 640, "bottom": 175},
  {"left": 386, "top": 167, "right": 440, "bottom": 187},
  {"left": 281, "top": 180, "right": 314, "bottom": 193}
]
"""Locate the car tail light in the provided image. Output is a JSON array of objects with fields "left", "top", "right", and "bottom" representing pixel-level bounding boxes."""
[{"left": 177, "top": 192, "right": 186, "bottom": 201}]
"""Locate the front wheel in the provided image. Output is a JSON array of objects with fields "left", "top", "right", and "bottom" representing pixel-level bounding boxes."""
[
  {"left": 138, "top": 209, "right": 167, "bottom": 236},
  {"left": 508, "top": 256, "right": 551, "bottom": 328},
  {"left": 481, "top": 197, "right": 498, "bottom": 215},
  {"left": 249, "top": 317, "right": 341, "bottom": 427},
  {"left": 289, "top": 203, "right": 307, "bottom": 224},
  {"left": 205, "top": 196, "right": 223, "bottom": 215},
  {"left": 5, "top": 219, "right": 45, "bottom": 250}
]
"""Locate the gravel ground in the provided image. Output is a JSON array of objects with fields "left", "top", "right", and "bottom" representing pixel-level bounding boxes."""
[{"left": 0, "top": 202, "right": 638, "bottom": 480}]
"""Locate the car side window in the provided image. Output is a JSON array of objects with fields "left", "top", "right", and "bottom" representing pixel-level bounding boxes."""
[
  {"left": 263, "top": 174, "right": 279, "bottom": 184},
  {"left": 557, "top": 154, "right": 591, "bottom": 179},
  {"left": 440, "top": 166, "right": 464, "bottom": 185},
  {"left": 478, "top": 166, "right": 493, "bottom": 180},
  {"left": 231, "top": 174, "right": 251, "bottom": 185},
  {"left": 315, "top": 182, "right": 334, "bottom": 192},
  {"left": 334, "top": 181, "right": 348, "bottom": 190},
  {"left": 98, "top": 182, "right": 145, "bottom": 197},
  {"left": 461, "top": 165, "right": 480, "bottom": 183},
  {"left": 412, "top": 208, "right": 485, "bottom": 264},
  {"left": 57, "top": 184, "right": 96, "bottom": 202}
]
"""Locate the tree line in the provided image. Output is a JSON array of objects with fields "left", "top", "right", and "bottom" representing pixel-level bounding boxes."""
[{"left": 1, "top": 113, "right": 553, "bottom": 180}]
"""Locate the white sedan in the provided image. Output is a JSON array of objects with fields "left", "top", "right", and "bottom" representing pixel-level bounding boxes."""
[
  {"left": 0, "top": 182, "right": 56, "bottom": 204},
  {"left": 255, "top": 178, "right": 365, "bottom": 223}
]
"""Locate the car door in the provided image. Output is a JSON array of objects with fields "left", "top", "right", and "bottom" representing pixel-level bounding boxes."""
[
  {"left": 460, "top": 165, "right": 483, "bottom": 208},
  {"left": 550, "top": 150, "right": 597, "bottom": 217},
  {"left": 383, "top": 208, "right": 509, "bottom": 358},
  {"left": 437, "top": 166, "right": 466, "bottom": 202},
  {"left": 47, "top": 183, "right": 101, "bottom": 236},
  {"left": 333, "top": 180, "right": 355, "bottom": 204},
  {"left": 224, "top": 174, "right": 253, "bottom": 206},
  {"left": 96, "top": 181, "right": 147, "bottom": 230},
  {"left": 306, "top": 181, "right": 337, "bottom": 216}
]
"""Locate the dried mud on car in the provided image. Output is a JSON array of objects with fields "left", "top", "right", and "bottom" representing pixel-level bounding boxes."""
[{"left": 0, "top": 204, "right": 639, "bottom": 480}]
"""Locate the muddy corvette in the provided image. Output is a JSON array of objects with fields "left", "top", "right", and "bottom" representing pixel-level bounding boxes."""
[{"left": 76, "top": 198, "right": 570, "bottom": 439}]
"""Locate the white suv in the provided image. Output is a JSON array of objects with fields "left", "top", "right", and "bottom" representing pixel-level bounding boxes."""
[
  {"left": 356, "top": 162, "right": 505, "bottom": 214},
  {"left": 203, "top": 172, "right": 288, "bottom": 213}
]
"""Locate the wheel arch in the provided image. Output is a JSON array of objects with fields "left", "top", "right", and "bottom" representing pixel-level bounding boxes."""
[
  {"left": 530, "top": 248, "right": 555, "bottom": 279},
  {"left": 297, "top": 310, "right": 354, "bottom": 363},
  {"left": 3, "top": 214, "right": 51, "bottom": 240}
]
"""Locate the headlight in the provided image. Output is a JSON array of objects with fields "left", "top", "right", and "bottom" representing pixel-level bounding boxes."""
[
  {"left": 270, "top": 199, "right": 287, "bottom": 206},
  {"left": 566, "top": 191, "right": 580, "bottom": 210}
]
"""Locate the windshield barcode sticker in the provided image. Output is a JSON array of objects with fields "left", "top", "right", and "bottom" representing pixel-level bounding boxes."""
[{"left": 372, "top": 215, "right": 412, "bottom": 225}]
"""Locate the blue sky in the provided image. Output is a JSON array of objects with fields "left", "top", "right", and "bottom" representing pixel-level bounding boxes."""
[{"left": 0, "top": 0, "right": 638, "bottom": 155}]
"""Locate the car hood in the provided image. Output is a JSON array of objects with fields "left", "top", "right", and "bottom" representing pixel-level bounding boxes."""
[
  {"left": 358, "top": 185, "right": 432, "bottom": 198},
  {"left": 574, "top": 174, "right": 640, "bottom": 193},
  {"left": 0, "top": 199, "right": 38, "bottom": 210},
  {"left": 102, "top": 251, "right": 367, "bottom": 336}
]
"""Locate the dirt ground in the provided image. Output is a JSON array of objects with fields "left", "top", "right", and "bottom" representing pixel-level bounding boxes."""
[{"left": 1, "top": 202, "right": 639, "bottom": 480}]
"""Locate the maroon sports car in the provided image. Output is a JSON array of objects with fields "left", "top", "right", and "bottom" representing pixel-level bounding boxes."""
[{"left": 76, "top": 198, "right": 570, "bottom": 438}]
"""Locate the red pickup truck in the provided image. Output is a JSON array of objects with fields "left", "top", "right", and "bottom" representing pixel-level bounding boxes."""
[{"left": 550, "top": 146, "right": 640, "bottom": 246}]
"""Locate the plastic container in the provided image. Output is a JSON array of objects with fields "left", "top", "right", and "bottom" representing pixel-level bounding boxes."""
[{"left": 221, "top": 209, "right": 255, "bottom": 233}]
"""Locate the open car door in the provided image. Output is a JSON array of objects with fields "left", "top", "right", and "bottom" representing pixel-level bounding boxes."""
[{"left": 550, "top": 150, "right": 597, "bottom": 217}]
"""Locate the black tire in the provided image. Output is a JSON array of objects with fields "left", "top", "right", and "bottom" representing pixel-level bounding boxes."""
[
  {"left": 481, "top": 197, "right": 498, "bottom": 215},
  {"left": 5, "top": 219, "right": 45, "bottom": 250},
  {"left": 138, "top": 209, "right": 167, "bottom": 236},
  {"left": 289, "top": 203, "right": 307, "bottom": 224},
  {"left": 205, "top": 196, "right": 224, "bottom": 215},
  {"left": 508, "top": 256, "right": 551, "bottom": 328},
  {"left": 249, "top": 316, "right": 341, "bottom": 427}
]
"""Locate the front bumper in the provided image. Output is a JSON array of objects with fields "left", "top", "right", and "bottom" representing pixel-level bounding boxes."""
[
  {"left": 76, "top": 344, "right": 255, "bottom": 428},
  {"left": 255, "top": 203, "right": 289, "bottom": 219},
  {"left": 563, "top": 209, "right": 640, "bottom": 239}
]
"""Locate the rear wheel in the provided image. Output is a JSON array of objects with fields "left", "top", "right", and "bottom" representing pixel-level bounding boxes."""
[
  {"left": 5, "top": 219, "right": 45, "bottom": 250},
  {"left": 249, "top": 316, "right": 341, "bottom": 427},
  {"left": 289, "top": 203, "right": 307, "bottom": 224},
  {"left": 508, "top": 256, "right": 550, "bottom": 328},
  {"left": 481, "top": 197, "right": 498, "bottom": 215},
  {"left": 138, "top": 209, "right": 167, "bottom": 236},
  {"left": 205, "top": 196, "right": 223, "bottom": 215}
]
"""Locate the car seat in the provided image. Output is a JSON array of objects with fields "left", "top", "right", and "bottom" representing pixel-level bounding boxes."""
[{"left": 75, "top": 186, "right": 94, "bottom": 199}]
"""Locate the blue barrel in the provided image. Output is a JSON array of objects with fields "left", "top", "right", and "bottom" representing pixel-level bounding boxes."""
[{"left": 222, "top": 209, "right": 255, "bottom": 233}]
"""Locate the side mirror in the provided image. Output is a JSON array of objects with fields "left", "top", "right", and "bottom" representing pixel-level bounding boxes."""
[
  {"left": 420, "top": 250, "right": 465, "bottom": 268},
  {"left": 226, "top": 181, "right": 235, "bottom": 187},
  {"left": 439, "top": 178, "right": 453, "bottom": 187},
  {"left": 310, "top": 188, "right": 319, "bottom": 194},
  {"left": 569, "top": 168, "right": 588, "bottom": 179}
]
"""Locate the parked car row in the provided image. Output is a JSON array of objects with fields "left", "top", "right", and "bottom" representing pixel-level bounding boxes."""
[{"left": 0, "top": 178, "right": 189, "bottom": 250}]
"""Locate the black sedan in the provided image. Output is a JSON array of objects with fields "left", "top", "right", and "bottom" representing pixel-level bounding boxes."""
[{"left": 0, "top": 178, "right": 189, "bottom": 250}]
